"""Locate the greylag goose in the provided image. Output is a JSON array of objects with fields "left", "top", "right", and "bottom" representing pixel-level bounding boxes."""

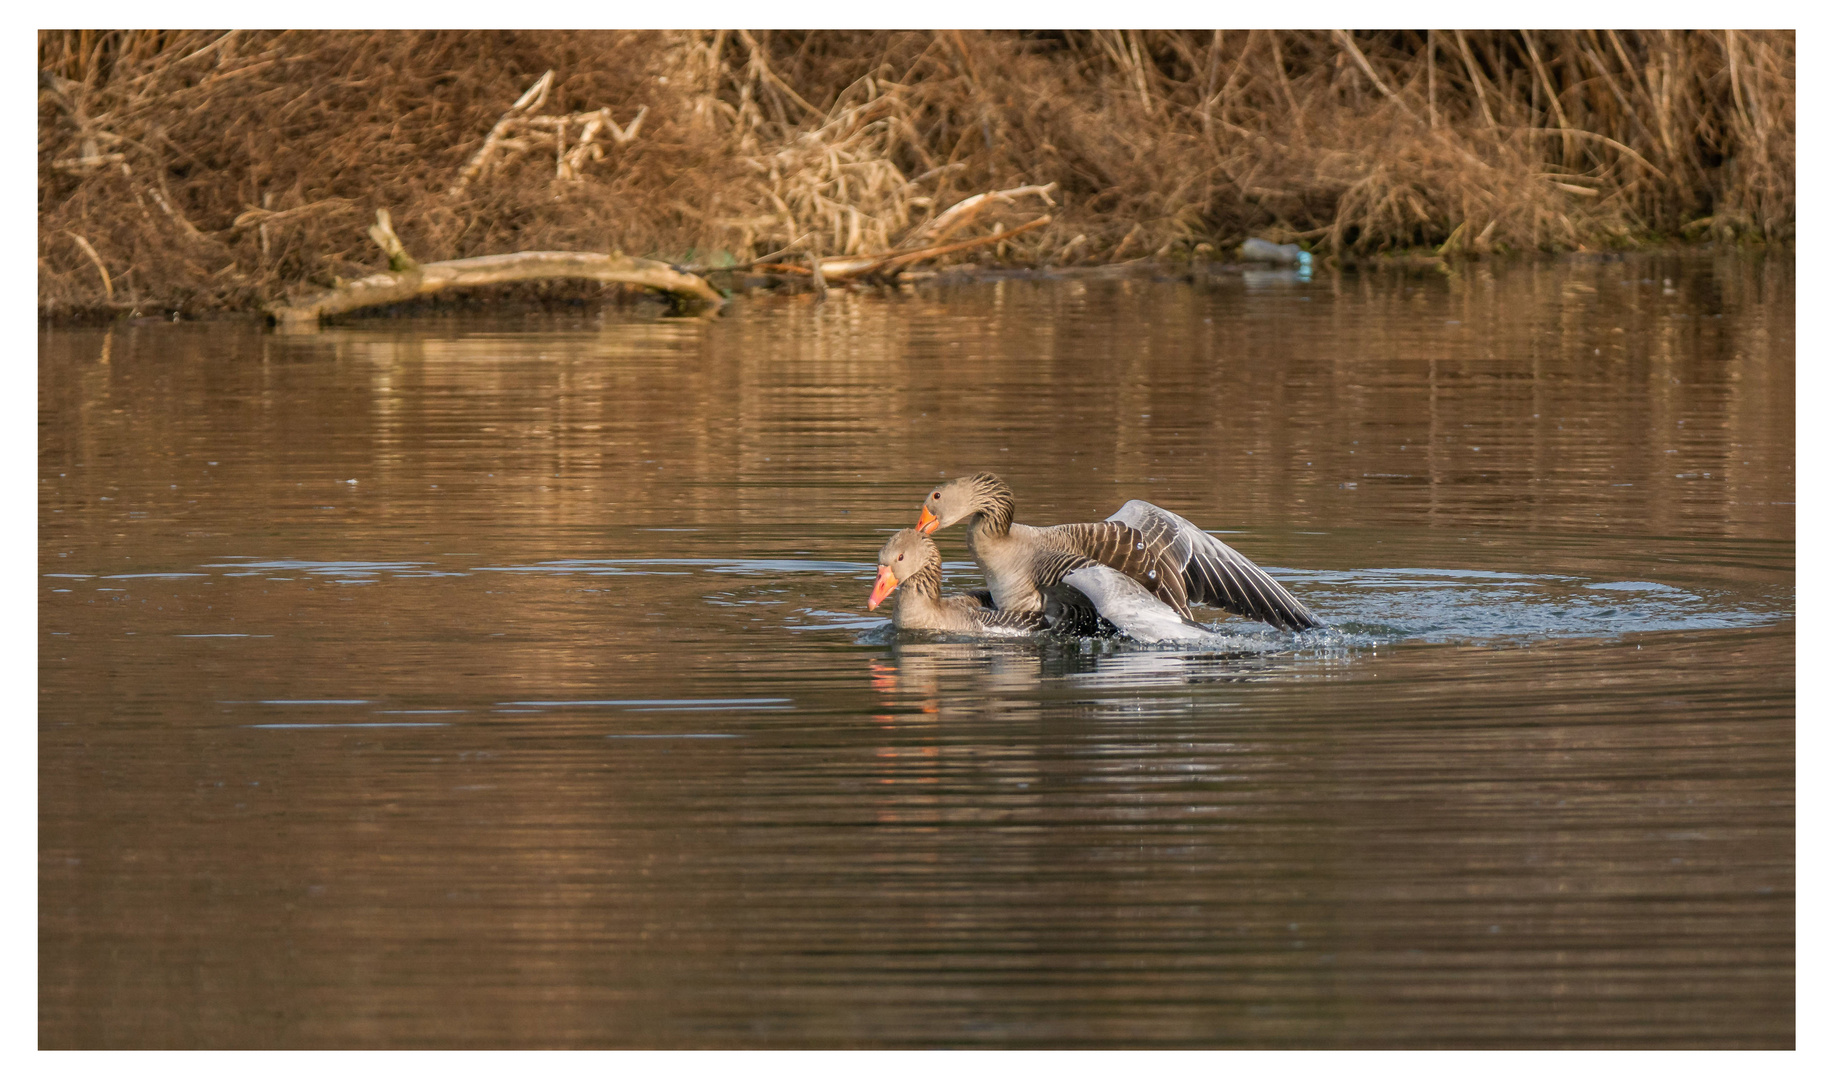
[
  {"left": 913, "top": 473, "right": 1320, "bottom": 631},
  {"left": 869, "top": 529, "right": 1226, "bottom": 643},
  {"left": 869, "top": 529, "right": 1046, "bottom": 635}
]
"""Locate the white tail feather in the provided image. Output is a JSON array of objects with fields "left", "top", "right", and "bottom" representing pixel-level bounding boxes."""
[{"left": 1062, "top": 566, "right": 1227, "bottom": 644}]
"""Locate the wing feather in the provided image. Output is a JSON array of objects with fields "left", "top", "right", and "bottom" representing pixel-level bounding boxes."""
[
  {"left": 1026, "top": 545, "right": 1098, "bottom": 586},
  {"left": 1043, "top": 520, "right": 1194, "bottom": 618},
  {"left": 970, "top": 607, "right": 1048, "bottom": 633},
  {"left": 1106, "top": 500, "right": 1319, "bottom": 630}
]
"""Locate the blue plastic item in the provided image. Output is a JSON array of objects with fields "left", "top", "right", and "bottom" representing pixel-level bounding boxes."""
[{"left": 1239, "top": 237, "right": 1314, "bottom": 269}]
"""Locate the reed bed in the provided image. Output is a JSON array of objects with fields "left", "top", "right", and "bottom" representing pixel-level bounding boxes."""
[{"left": 38, "top": 29, "right": 1794, "bottom": 319}]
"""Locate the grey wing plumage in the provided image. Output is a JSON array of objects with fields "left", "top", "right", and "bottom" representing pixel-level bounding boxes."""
[
  {"left": 1106, "top": 500, "right": 1319, "bottom": 630},
  {"left": 970, "top": 606, "right": 1048, "bottom": 633},
  {"left": 1025, "top": 545, "right": 1099, "bottom": 587},
  {"left": 946, "top": 586, "right": 1043, "bottom": 634},
  {"left": 1018, "top": 547, "right": 1131, "bottom": 636},
  {"left": 1043, "top": 520, "right": 1193, "bottom": 616}
]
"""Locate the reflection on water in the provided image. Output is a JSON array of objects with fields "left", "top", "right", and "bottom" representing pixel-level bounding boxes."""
[{"left": 41, "top": 253, "right": 1792, "bottom": 1047}]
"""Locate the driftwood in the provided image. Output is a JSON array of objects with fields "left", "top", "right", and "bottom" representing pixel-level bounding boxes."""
[{"left": 267, "top": 210, "right": 724, "bottom": 325}]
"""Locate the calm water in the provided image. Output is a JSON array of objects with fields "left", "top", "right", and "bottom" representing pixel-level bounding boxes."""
[{"left": 40, "top": 255, "right": 1793, "bottom": 1048}]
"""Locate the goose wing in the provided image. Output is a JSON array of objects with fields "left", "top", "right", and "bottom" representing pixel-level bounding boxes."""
[
  {"left": 1026, "top": 549, "right": 1203, "bottom": 641},
  {"left": 1105, "top": 500, "right": 1319, "bottom": 630},
  {"left": 1040, "top": 520, "right": 1194, "bottom": 617},
  {"left": 936, "top": 577, "right": 1043, "bottom": 633},
  {"left": 966, "top": 605, "right": 1047, "bottom": 633}
]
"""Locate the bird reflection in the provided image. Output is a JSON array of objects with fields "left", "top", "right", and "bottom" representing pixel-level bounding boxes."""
[{"left": 866, "top": 633, "right": 1299, "bottom": 721}]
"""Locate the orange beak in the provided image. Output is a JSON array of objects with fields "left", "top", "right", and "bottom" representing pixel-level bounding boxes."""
[
  {"left": 915, "top": 507, "right": 940, "bottom": 534},
  {"left": 867, "top": 565, "right": 900, "bottom": 610}
]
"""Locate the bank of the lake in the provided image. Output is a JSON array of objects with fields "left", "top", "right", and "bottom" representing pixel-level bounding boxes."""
[{"left": 39, "top": 30, "right": 1793, "bottom": 322}]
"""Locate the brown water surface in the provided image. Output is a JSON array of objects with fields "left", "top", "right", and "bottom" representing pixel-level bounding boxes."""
[{"left": 40, "top": 254, "right": 1794, "bottom": 1047}]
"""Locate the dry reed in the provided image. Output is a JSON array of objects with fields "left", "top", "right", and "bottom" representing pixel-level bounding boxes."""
[{"left": 38, "top": 29, "right": 1795, "bottom": 319}]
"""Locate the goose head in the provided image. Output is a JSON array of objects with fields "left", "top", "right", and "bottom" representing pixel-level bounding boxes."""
[
  {"left": 915, "top": 473, "right": 1009, "bottom": 534},
  {"left": 869, "top": 528, "right": 940, "bottom": 610}
]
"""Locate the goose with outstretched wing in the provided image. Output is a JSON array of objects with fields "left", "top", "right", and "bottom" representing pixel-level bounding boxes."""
[{"left": 913, "top": 473, "right": 1319, "bottom": 631}]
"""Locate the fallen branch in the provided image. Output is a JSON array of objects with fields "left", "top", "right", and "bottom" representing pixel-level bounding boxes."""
[
  {"left": 827, "top": 215, "right": 1053, "bottom": 280},
  {"left": 268, "top": 212, "right": 724, "bottom": 324},
  {"left": 903, "top": 182, "right": 1057, "bottom": 247},
  {"left": 747, "top": 184, "right": 1059, "bottom": 286},
  {"left": 269, "top": 252, "right": 725, "bottom": 324},
  {"left": 679, "top": 234, "right": 811, "bottom": 274}
]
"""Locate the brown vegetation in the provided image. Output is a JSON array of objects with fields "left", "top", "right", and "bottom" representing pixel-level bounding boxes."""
[{"left": 38, "top": 29, "right": 1795, "bottom": 320}]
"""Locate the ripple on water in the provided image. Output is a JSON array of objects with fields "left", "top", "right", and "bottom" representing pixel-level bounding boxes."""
[{"left": 818, "top": 561, "right": 1786, "bottom": 654}]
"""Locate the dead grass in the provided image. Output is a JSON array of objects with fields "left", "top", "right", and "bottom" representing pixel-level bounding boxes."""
[{"left": 38, "top": 29, "right": 1794, "bottom": 319}]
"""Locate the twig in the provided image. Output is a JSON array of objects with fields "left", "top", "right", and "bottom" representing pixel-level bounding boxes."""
[
  {"left": 905, "top": 183, "right": 1057, "bottom": 247},
  {"left": 1109, "top": 223, "right": 1144, "bottom": 261},
  {"left": 1507, "top": 126, "right": 1669, "bottom": 181},
  {"left": 1426, "top": 31, "right": 1437, "bottom": 129},
  {"left": 680, "top": 234, "right": 811, "bottom": 274},
  {"left": 873, "top": 214, "right": 1050, "bottom": 274},
  {"left": 1335, "top": 30, "right": 1417, "bottom": 121},
  {"left": 51, "top": 152, "right": 127, "bottom": 172},
  {"left": 735, "top": 30, "right": 824, "bottom": 121},
  {"left": 1452, "top": 30, "right": 1497, "bottom": 128},
  {"left": 229, "top": 197, "right": 355, "bottom": 236},
  {"left": 449, "top": 70, "right": 553, "bottom": 196},
  {"left": 173, "top": 30, "right": 241, "bottom": 70},
  {"left": 1520, "top": 30, "right": 1576, "bottom": 163},
  {"left": 763, "top": 215, "right": 1053, "bottom": 282},
  {"left": 65, "top": 231, "right": 113, "bottom": 301},
  {"left": 365, "top": 209, "right": 418, "bottom": 271}
]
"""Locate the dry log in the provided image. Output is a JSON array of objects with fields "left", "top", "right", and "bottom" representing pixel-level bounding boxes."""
[
  {"left": 268, "top": 251, "right": 725, "bottom": 324},
  {"left": 267, "top": 208, "right": 724, "bottom": 324}
]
